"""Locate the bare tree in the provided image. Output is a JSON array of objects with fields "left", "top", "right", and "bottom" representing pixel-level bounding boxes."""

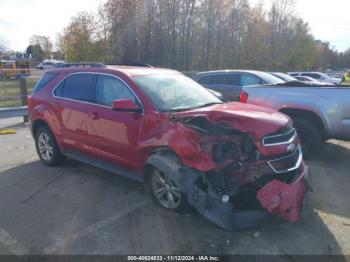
[
  {"left": 0, "top": 37, "right": 8, "bottom": 54},
  {"left": 58, "top": 0, "right": 350, "bottom": 70}
]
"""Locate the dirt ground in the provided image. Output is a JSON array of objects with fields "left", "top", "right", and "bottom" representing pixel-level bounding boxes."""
[{"left": 0, "top": 117, "right": 349, "bottom": 257}]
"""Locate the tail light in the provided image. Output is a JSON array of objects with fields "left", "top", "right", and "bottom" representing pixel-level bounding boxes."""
[
  {"left": 239, "top": 91, "right": 249, "bottom": 103},
  {"left": 27, "top": 95, "right": 33, "bottom": 108}
]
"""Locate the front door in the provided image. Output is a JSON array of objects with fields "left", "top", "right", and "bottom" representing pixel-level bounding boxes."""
[{"left": 86, "top": 74, "right": 144, "bottom": 172}]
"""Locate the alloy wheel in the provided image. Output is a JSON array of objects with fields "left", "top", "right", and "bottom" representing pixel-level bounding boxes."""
[
  {"left": 38, "top": 133, "right": 54, "bottom": 161},
  {"left": 151, "top": 169, "right": 181, "bottom": 209}
]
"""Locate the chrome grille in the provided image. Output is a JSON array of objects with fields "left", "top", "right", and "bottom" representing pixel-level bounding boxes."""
[
  {"left": 267, "top": 145, "right": 303, "bottom": 174},
  {"left": 263, "top": 128, "right": 297, "bottom": 146}
]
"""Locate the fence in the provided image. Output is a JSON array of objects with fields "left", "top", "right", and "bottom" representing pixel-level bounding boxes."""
[{"left": 0, "top": 69, "right": 43, "bottom": 121}]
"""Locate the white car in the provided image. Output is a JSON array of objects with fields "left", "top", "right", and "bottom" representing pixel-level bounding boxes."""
[
  {"left": 37, "top": 62, "right": 56, "bottom": 70},
  {"left": 294, "top": 76, "right": 334, "bottom": 86},
  {"left": 288, "top": 72, "right": 341, "bottom": 85}
]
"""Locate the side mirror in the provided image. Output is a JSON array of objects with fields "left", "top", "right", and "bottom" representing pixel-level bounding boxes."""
[{"left": 112, "top": 99, "right": 141, "bottom": 113}]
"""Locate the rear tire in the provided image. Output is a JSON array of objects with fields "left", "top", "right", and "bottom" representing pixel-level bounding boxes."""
[
  {"left": 292, "top": 117, "right": 323, "bottom": 158},
  {"left": 35, "top": 125, "right": 65, "bottom": 166}
]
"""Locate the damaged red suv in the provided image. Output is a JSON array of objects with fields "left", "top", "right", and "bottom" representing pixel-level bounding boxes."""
[{"left": 28, "top": 63, "right": 310, "bottom": 230}]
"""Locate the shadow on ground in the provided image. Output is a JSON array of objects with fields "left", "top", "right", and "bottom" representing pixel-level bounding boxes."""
[{"left": 0, "top": 149, "right": 348, "bottom": 256}]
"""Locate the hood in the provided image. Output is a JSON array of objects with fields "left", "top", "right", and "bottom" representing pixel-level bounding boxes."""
[{"left": 173, "top": 102, "right": 291, "bottom": 140}]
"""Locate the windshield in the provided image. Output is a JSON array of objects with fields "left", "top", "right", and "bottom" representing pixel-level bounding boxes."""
[
  {"left": 133, "top": 74, "right": 222, "bottom": 112},
  {"left": 253, "top": 71, "right": 285, "bottom": 84}
]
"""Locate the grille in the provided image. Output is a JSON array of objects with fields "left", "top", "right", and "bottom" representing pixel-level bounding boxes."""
[
  {"left": 267, "top": 145, "right": 302, "bottom": 174},
  {"left": 263, "top": 128, "right": 297, "bottom": 146}
]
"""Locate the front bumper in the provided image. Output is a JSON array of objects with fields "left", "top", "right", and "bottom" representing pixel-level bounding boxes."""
[{"left": 187, "top": 162, "right": 310, "bottom": 231}]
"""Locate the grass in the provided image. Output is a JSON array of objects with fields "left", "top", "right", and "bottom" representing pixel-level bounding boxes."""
[{"left": 0, "top": 77, "right": 39, "bottom": 108}]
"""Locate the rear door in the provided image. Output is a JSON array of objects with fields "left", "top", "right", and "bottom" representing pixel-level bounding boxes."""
[
  {"left": 53, "top": 73, "right": 97, "bottom": 155},
  {"left": 198, "top": 74, "right": 242, "bottom": 101}
]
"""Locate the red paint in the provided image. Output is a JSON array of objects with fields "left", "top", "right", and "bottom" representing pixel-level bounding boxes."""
[{"left": 257, "top": 165, "right": 308, "bottom": 222}]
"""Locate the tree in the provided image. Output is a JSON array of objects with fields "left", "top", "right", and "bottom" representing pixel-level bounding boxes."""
[
  {"left": 57, "top": 0, "right": 350, "bottom": 70},
  {"left": 29, "top": 35, "right": 53, "bottom": 59},
  {"left": 0, "top": 37, "right": 8, "bottom": 55},
  {"left": 58, "top": 12, "right": 101, "bottom": 62},
  {"left": 26, "top": 44, "right": 44, "bottom": 60}
]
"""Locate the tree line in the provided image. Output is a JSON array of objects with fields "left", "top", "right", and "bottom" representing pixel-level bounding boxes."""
[{"left": 24, "top": 0, "right": 350, "bottom": 71}]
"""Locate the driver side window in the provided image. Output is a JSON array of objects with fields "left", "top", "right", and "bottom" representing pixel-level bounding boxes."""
[
  {"left": 95, "top": 75, "right": 135, "bottom": 107},
  {"left": 240, "top": 74, "right": 260, "bottom": 86}
]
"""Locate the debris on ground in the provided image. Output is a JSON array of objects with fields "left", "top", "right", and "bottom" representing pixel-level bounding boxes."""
[
  {"left": 252, "top": 231, "right": 261, "bottom": 239},
  {"left": 209, "top": 243, "right": 217, "bottom": 248}
]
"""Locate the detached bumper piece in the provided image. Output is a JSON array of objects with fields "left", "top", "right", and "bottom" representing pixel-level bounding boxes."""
[{"left": 257, "top": 165, "right": 309, "bottom": 222}]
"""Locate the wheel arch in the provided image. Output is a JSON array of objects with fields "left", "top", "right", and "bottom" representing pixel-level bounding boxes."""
[
  {"left": 143, "top": 146, "right": 182, "bottom": 184},
  {"left": 279, "top": 108, "right": 327, "bottom": 139},
  {"left": 32, "top": 119, "right": 50, "bottom": 135}
]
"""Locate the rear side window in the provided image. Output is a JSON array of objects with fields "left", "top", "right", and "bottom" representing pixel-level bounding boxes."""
[
  {"left": 59, "top": 74, "right": 96, "bottom": 102},
  {"left": 198, "top": 74, "right": 240, "bottom": 86},
  {"left": 302, "top": 73, "right": 320, "bottom": 79},
  {"left": 32, "top": 72, "right": 57, "bottom": 93},
  {"left": 198, "top": 75, "right": 213, "bottom": 85},
  {"left": 213, "top": 74, "right": 240, "bottom": 85}
]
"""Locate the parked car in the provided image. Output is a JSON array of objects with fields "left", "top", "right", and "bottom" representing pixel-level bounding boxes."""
[
  {"left": 288, "top": 72, "right": 341, "bottom": 85},
  {"left": 271, "top": 72, "right": 333, "bottom": 86},
  {"left": 293, "top": 76, "right": 334, "bottom": 86},
  {"left": 37, "top": 61, "right": 56, "bottom": 70},
  {"left": 269, "top": 72, "right": 298, "bottom": 82},
  {"left": 240, "top": 84, "right": 350, "bottom": 156},
  {"left": 28, "top": 63, "right": 309, "bottom": 231},
  {"left": 195, "top": 70, "right": 284, "bottom": 101}
]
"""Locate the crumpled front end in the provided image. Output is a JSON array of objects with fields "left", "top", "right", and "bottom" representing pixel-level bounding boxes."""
[{"left": 163, "top": 114, "right": 310, "bottom": 231}]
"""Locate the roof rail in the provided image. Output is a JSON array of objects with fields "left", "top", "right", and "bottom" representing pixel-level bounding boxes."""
[
  {"left": 56, "top": 62, "right": 106, "bottom": 68},
  {"left": 116, "top": 63, "right": 153, "bottom": 68}
]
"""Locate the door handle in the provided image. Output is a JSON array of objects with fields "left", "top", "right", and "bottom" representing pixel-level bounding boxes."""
[{"left": 90, "top": 112, "right": 99, "bottom": 120}]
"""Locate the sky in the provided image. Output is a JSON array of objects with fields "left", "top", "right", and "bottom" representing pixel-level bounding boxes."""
[
  {"left": 250, "top": 0, "right": 350, "bottom": 52},
  {"left": 0, "top": 0, "right": 350, "bottom": 52}
]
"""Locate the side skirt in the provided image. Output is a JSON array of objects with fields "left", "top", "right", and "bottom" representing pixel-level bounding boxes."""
[{"left": 62, "top": 150, "right": 143, "bottom": 183}]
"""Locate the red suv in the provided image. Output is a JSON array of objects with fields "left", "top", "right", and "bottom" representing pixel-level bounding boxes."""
[{"left": 28, "top": 63, "right": 310, "bottom": 230}]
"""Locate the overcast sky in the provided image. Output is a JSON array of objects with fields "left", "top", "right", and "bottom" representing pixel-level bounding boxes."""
[{"left": 0, "top": 0, "right": 349, "bottom": 52}]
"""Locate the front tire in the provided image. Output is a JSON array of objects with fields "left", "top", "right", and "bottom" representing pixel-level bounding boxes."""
[
  {"left": 35, "top": 125, "right": 65, "bottom": 166},
  {"left": 293, "top": 117, "right": 323, "bottom": 158},
  {"left": 148, "top": 165, "right": 192, "bottom": 214}
]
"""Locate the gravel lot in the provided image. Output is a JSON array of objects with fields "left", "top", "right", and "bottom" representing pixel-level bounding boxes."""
[{"left": 0, "top": 117, "right": 349, "bottom": 256}]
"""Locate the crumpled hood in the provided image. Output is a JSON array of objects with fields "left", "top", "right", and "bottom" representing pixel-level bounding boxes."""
[{"left": 173, "top": 102, "right": 291, "bottom": 140}]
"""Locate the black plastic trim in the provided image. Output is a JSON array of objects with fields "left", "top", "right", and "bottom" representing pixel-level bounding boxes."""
[{"left": 62, "top": 150, "right": 143, "bottom": 182}]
